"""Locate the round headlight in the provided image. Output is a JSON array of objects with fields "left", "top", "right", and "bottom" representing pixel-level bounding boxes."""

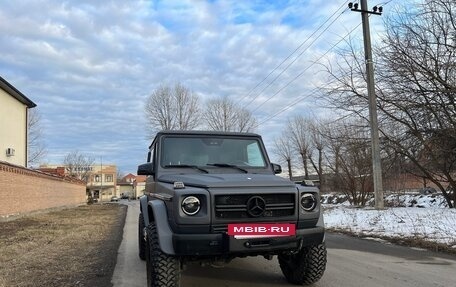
[
  {"left": 301, "top": 193, "right": 317, "bottom": 211},
  {"left": 181, "top": 196, "right": 200, "bottom": 215}
]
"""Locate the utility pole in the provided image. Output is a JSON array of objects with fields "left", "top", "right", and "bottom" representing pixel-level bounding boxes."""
[{"left": 349, "top": 1, "right": 384, "bottom": 209}]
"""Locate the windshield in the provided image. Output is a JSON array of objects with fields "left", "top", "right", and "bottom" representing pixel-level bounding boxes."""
[{"left": 160, "top": 136, "right": 267, "bottom": 168}]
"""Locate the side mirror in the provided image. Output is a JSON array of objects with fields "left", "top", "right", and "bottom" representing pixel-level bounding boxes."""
[
  {"left": 137, "top": 162, "right": 154, "bottom": 176},
  {"left": 271, "top": 163, "right": 282, "bottom": 174}
]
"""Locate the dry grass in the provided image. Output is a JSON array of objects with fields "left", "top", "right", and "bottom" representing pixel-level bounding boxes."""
[{"left": 0, "top": 204, "right": 127, "bottom": 287}]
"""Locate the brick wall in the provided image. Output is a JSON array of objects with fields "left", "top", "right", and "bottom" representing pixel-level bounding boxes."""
[
  {"left": 383, "top": 172, "right": 447, "bottom": 192},
  {"left": 0, "top": 161, "right": 86, "bottom": 219}
]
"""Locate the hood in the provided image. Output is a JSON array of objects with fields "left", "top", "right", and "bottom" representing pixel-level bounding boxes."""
[{"left": 157, "top": 173, "right": 295, "bottom": 188}]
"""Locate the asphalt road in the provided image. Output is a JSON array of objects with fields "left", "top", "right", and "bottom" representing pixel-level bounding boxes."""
[{"left": 112, "top": 201, "right": 456, "bottom": 287}]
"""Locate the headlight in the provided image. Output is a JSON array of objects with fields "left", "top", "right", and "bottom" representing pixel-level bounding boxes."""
[
  {"left": 181, "top": 196, "right": 201, "bottom": 215},
  {"left": 301, "top": 193, "right": 317, "bottom": 211}
]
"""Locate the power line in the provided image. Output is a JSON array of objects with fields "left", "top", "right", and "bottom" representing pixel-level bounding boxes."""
[
  {"left": 254, "top": 77, "right": 340, "bottom": 129},
  {"left": 374, "top": 0, "right": 394, "bottom": 6},
  {"left": 238, "top": 1, "right": 349, "bottom": 104},
  {"left": 254, "top": 87, "right": 320, "bottom": 128},
  {"left": 251, "top": 21, "right": 363, "bottom": 115},
  {"left": 244, "top": 8, "right": 348, "bottom": 108},
  {"left": 252, "top": 0, "right": 395, "bottom": 128}
]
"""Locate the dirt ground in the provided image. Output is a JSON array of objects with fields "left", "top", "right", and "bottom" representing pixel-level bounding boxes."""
[{"left": 0, "top": 204, "right": 127, "bottom": 287}]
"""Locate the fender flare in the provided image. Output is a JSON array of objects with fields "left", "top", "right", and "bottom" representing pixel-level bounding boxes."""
[
  {"left": 139, "top": 195, "right": 149, "bottom": 226},
  {"left": 317, "top": 208, "right": 326, "bottom": 242},
  {"left": 139, "top": 196, "right": 175, "bottom": 255}
]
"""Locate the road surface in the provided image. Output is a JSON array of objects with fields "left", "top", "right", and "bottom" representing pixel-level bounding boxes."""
[{"left": 112, "top": 201, "right": 456, "bottom": 287}]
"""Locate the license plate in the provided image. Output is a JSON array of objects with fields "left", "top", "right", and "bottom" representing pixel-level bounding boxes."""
[{"left": 227, "top": 223, "right": 295, "bottom": 239}]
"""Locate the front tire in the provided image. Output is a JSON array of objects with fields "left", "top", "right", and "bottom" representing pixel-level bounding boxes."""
[
  {"left": 146, "top": 223, "right": 180, "bottom": 287},
  {"left": 138, "top": 213, "right": 146, "bottom": 260},
  {"left": 278, "top": 243, "right": 327, "bottom": 285}
]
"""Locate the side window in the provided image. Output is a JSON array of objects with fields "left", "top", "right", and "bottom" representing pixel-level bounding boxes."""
[{"left": 246, "top": 142, "right": 265, "bottom": 167}]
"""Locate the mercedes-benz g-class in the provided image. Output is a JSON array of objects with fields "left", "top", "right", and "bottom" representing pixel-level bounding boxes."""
[{"left": 137, "top": 131, "right": 326, "bottom": 286}]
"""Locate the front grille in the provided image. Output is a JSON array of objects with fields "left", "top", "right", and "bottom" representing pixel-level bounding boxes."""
[
  {"left": 211, "top": 224, "right": 228, "bottom": 233},
  {"left": 214, "top": 194, "right": 295, "bottom": 219}
]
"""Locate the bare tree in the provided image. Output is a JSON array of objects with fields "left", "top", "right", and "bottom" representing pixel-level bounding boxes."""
[
  {"left": 287, "top": 116, "right": 311, "bottom": 179},
  {"left": 204, "top": 96, "right": 257, "bottom": 132},
  {"left": 27, "top": 108, "right": 46, "bottom": 167},
  {"left": 145, "top": 83, "right": 200, "bottom": 135},
  {"left": 63, "top": 151, "right": 95, "bottom": 183},
  {"left": 116, "top": 170, "right": 125, "bottom": 182},
  {"left": 308, "top": 120, "right": 326, "bottom": 191},
  {"left": 322, "top": 120, "right": 374, "bottom": 206},
  {"left": 236, "top": 108, "right": 257, "bottom": 132},
  {"left": 273, "top": 133, "right": 294, "bottom": 180},
  {"left": 322, "top": 0, "right": 456, "bottom": 207},
  {"left": 375, "top": 0, "right": 456, "bottom": 208},
  {"left": 174, "top": 84, "right": 201, "bottom": 130}
]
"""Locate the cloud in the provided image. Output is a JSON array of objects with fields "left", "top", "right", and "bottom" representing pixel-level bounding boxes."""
[{"left": 0, "top": 0, "right": 387, "bottom": 172}]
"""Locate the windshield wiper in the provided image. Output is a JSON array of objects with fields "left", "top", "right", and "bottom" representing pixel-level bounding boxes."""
[
  {"left": 164, "top": 164, "right": 209, "bottom": 173},
  {"left": 206, "top": 163, "right": 248, "bottom": 173}
]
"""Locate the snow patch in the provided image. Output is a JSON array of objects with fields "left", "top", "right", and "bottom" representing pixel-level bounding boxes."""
[{"left": 324, "top": 205, "right": 456, "bottom": 245}]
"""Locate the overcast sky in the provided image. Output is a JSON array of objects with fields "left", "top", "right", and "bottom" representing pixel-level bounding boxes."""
[{"left": 0, "top": 0, "right": 390, "bottom": 174}]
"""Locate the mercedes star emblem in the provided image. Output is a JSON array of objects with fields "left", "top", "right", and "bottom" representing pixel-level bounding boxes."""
[{"left": 246, "top": 196, "right": 266, "bottom": 217}]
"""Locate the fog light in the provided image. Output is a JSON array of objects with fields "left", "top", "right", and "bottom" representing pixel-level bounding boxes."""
[
  {"left": 301, "top": 193, "right": 317, "bottom": 211},
  {"left": 181, "top": 196, "right": 200, "bottom": 215}
]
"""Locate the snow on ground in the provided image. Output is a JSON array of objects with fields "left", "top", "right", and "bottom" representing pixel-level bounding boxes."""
[
  {"left": 321, "top": 192, "right": 450, "bottom": 208},
  {"left": 322, "top": 193, "right": 456, "bottom": 248}
]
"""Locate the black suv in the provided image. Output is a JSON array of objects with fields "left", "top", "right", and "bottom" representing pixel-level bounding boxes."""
[{"left": 137, "top": 131, "right": 326, "bottom": 286}]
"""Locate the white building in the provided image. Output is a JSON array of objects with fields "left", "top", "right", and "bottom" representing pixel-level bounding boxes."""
[{"left": 0, "top": 76, "right": 36, "bottom": 167}]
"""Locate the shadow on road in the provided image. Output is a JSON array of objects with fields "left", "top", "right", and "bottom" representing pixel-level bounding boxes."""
[
  {"left": 182, "top": 257, "right": 287, "bottom": 285},
  {"left": 326, "top": 232, "right": 456, "bottom": 262}
]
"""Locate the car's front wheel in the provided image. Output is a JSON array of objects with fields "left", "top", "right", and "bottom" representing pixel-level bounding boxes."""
[
  {"left": 145, "top": 223, "right": 180, "bottom": 287},
  {"left": 278, "top": 243, "right": 327, "bottom": 285}
]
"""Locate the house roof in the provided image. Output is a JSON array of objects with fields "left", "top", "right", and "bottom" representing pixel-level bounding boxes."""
[
  {"left": 0, "top": 76, "right": 36, "bottom": 108},
  {"left": 135, "top": 175, "right": 147, "bottom": 183},
  {"left": 121, "top": 173, "right": 136, "bottom": 180}
]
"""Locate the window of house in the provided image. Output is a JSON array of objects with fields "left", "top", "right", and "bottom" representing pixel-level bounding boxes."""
[
  {"left": 106, "top": 174, "right": 113, "bottom": 182},
  {"left": 95, "top": 175, "right": 100, "bottom": 182}
]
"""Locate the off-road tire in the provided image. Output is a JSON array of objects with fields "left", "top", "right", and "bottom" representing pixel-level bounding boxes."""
[
  {"left": 146, "top": 224, "right": 180, "bottom": 287},
  {"left": 278, "top": 243, "right": 327, "bottom": 285},
  {"left": 138, "top": 213, "right": 146, "bottom": 260}
]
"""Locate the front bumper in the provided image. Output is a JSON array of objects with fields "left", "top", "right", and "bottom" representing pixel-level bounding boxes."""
[{"left": 172, "top": 226, "right": 324, "bottom": 256}]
